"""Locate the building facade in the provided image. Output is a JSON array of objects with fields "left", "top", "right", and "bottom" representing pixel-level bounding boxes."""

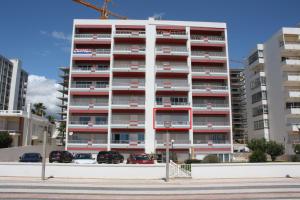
[
  {"left": 244, "top": 27, "right": 300, "bottom": 154},
  {"left": 230, "top": 68, "right": 247, "bottom": 144},
  {"left": 66, "top": 18, "right": 233, "bottom": 161},
  {"left": 58, "top": 66, "right": 69, "bottom": 121},
  {"left": 0, "top": 55, "right": 28, "bottom": 111}
]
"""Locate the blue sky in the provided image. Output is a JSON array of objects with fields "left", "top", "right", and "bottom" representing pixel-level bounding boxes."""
[{"left": 0, "top": 0, "right": 300, "bottom": 80}]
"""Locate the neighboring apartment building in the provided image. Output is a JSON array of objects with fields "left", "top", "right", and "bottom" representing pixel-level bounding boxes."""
[
  {"left": 0, "top": 55, "right": 28, "bottom": 110},
  {"left": 230, "top": 68, "right": 247, "bottom": 143},
  {"left": 58, "top": 66, "right": 69, "bottom": 121},
  {"left": 0, "top": 104, "right": 55, "bottom": 147},
  {"left": 244, "top": 27, "right": 300, "bottom": 154},
  {"left": 66, "top": 18, "right": 233, "bottom": 162}
]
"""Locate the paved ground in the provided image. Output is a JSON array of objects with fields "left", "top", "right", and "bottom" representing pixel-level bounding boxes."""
[{"left": 0, "top": 177, "right": 300, "bottom": 199}]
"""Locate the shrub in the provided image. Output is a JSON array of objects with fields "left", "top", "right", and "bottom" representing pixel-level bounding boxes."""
[
  {"left": 294, "top": 144, "right": 300, "bottom": 155},
  {"left": 266, "top": 141, "right": 284, "bottom": 161},
  {"left": 0, "top": 132, "right": 13, "bottom": 148},
  {"left": 247, "top": 138, "right": 267, "bottom": 152},
  {"left": 202, "top": 155, "right": 219, "bottom": 163},
  {"left": 291, "top": 155, "right": 300, "bottom": 162},
  {"left": 184, "top": 159, "right": 202, "bottom": 164},
  {"left": 249, "top": 150, "right": 267, "bottom": 162}
]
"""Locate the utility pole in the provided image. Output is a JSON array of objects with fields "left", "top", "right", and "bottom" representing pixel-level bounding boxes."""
[
  {"left": 41, "top": 127, "right": 47, "bottom": 180},
  {"left": 165, "top": 129, "right": 170, "bottom": 182}
]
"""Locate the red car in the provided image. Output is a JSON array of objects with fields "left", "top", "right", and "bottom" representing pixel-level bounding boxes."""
[{"left": 127, "top": 154, "right": 154, "bottom": 164}]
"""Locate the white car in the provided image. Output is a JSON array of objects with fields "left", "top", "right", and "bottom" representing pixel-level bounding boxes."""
[{"left": 73, "top": 153, "right": 96, "bottom": 164}]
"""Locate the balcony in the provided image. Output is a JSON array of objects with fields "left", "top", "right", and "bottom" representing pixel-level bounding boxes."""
[
  {"left": 193, "top": 139, "right": 231, "bottom": 148},
  {"left": 70, "top": 82, "right": 109, "bottom": 93},
  {"left": 113, "top": 61, "right": 145, "bottom": 72},
  {"left": 71, "top": 65, "right": 109, "bottom": 77},
  {"left": 286, "top": 90, "right": 300, "bottom": 99},
  {"left": 193, "top": 121, "right": 230, "bottom": 131},
  {"left": 193, "top": 103, "right": 230, "bottom": 113},
  {"left": 67, "top": 139, "right": 107, "bottom": 148},
  {"left": 112, "top": 79, "right": 145, "bottom": 90},
  {"left": 156, "top": 139, "right": 191, "bottom": 149},
  {"left": 283, "top": 72, "right": 300, "bottom": 86},
  {"left": 68, "top": 120, "right": 108, "bottom": 129},
  {"left": 69, "top": 100, "right": 108, "bottom": 111},
  {"left": 191, "top": 51, "right": 226, "bottom": 61},
  {"left": 286, "top": 123, "right": 300, "bottom": 132},
  {"left": 156, "top": 46, "right": 188, "bottom": 56},
  {"left": 156, "top": 31, "right": 188, "bottom": 39},
  {"left": 156, "top": 79, "right": 189, "bottom": 91},
  {"left": 155, "top": 121, "right": 190, "bottom": 129},
  {"left": 111, "top": 96, "right": 145, "bottom": 109},
  {"left": 74, "top": 33, "right": 111, "bottom": 43},
  {"left": 192, "top": 66, "right": 227, "bottom": 78},
  {"left": 156, "top": 62, "right": 189, "bottom": 74},
  {"left": 281, "top": 41, "right": 300, "bottom": 52},
  {"left": 192, "top": 85, "right": 228, "bottom": 96},
  {"left": 73, "top": 49, "right": 110, "bottom": 59},
  {"left": 190, "top": 35, "right": 225, "bottom": 46},
  {"left": 110, "top": 140, "right": 145, "bottom": 148},
  {"left": 156, "top": 97, "right": 190, "bottom": 108},
  {"left": 110, "top": 119, "right": 145, "bottom": 129},
  {"left": 114, "top": 45, "right": 145, "bottom": 55},
  {"left": 282, "top": 58, "right": 300, "bottom": 71},
  {"left": 286, "top": 106, "right": 300, "bottom": 116},
  {"left": 114, "top": 30, "right": 145, "bottom": 38}
]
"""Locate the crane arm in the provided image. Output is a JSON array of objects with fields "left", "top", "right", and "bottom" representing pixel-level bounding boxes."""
[
  {"left": 107, "top": 10, "right": 128, "bottom": 19},
  {"left": 73, "top": 0, "right": 100, "bottom": 11}
]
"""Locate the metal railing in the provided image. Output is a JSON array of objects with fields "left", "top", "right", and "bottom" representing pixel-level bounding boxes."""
[
  {"left": 68, "top": 139, "right": 107, "bottom": 144},
  {"left": 0, "top": 110, "right": 25, "bottom": 115},
  {"left": 156, "top": 46, "right": 188, "bottom": 52},
  {"left": 192, "top": 67, "right": 227, "bottom": 73},
  {"left": 111, "top": 120, "right": 145, "bottom": 125},
  {"left": 156, "top": 31, "right": 187, "bottom": 36},
  {"left": 111, "top": 140, "right": 145, "bottom": 144},
  {"left": 192, "top": 85, "right": 228, "bottom": 90},
  {"left": 156, "top": 121, "right": 189, "bottom": 126},
  {"left": 190, "top": 35, "right": 225, "bottom": 41},
  {"left": 112, "top": 97, "right": 145, "bottom": 105},
  {"left": 193, "top": 103, "right": 229, "bottom": 108},
  {"left": 156, "top": 139, "right": 190, "bottom": 144},
  {"left": 115, "top": 30, "right": 146, "bottom": 35},
  {"left": 69, "top": 121, "right": 108, "bottom": 125},
  {"left": 191, "top": 51, "right": 226, "bottom": 57},
  {"left": 73, "top": 49, "right": 111, "bottom": 54},
  {"left": 112, "top": 79, "right": 145, "bottom": 86},
  {"left": 74, "top": 33, "right": 111, "bottom": 38},
  {"left": 156, "top": 65, "right": 188, "bottom": 71},
  {"left": 156, "top": 101, "right": 189, "bottom": 106},
  {"left": 71, "top": 82, "right": 109, "bottom": 88},
  {"left": 193, "top": 121, "right": 230, "bottom": 126},
  {"left": 114, "top": 45, "right": 146, "bottom": 51},
  {"left": 72, "top": 66, "right": 109, "bottom": 71},
  {"left": 113, "top": 61, "right": 145, "bottom": 69},
  {"left": 193, "top": 140, "right": 230, "bottom": 144},
  {"left": 70, "top": 101, "right": 108, "bottom": 106},
  {"left": 156, "top": 79, "right": 189, "bottom": 87}
]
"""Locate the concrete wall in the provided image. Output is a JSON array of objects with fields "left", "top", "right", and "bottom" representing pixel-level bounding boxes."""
[
  {"left": 0, "top": 144, "right": 64, "bottom": 162},
  {"left": 0, "top": 162, "right": 300, "bottom": 179},
  {"left": 192, "top": 163, "right": 300, "bottom": 178},
  {"left": 0, "top": 163, "right": 166, "bottom": 179}
]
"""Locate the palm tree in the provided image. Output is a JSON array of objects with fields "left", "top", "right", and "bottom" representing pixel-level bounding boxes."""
[
  {"left": 57, "top": 122, "right": 66, "bottom": 145},
  {"left": 31, "top": 103, "right": 47, "bottom": 117},
  {"left": 47, "top": 115, "right": 55, "bottom": 124}
]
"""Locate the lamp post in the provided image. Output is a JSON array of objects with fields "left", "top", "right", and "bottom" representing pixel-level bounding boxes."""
[
  {"left": 164, "top": 121, "right": 171, "bottom": 182},
  {"left": 41, "top": 126, "right": 47, "bottom": 180},
  {"left": 171, "top": 139, "right": 175, "bottom": 161}
]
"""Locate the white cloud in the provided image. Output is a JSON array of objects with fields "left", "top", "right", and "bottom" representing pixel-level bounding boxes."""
[
  {"left": 40, "top": 30, "right": 71, "bottom": 42},
  {"left": 26, "top": 75, "right": 61, "bottom": 117}
]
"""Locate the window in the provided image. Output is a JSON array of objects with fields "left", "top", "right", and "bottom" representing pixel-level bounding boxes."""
[
  {"left": 252, "top": 91, "right": 267, "bottom": 104},
  {"left": 250, "top": 77, "right": 266, "bottom": 89},
  {"left": 254, "top": 119, "right": 269, "bottom": 130},
  {"left": 252, "top": 105, "right": 268, "bottom": 117},
  {"left": 248, "top": 50, "right": 263, "bottom": 65}
]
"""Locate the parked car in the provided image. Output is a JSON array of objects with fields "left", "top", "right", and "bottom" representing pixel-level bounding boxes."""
[
  {"left": 127, "top": 154, "right": 154, "bottom": 164},
  {"left": 19, "top": 153, "right": 42, "bottom": 162},
  {"left": 97, "top": 151, "right": 124, "bottom": 164},
  {"left": 73, "top": 153, "right": 96, "bottom": 164},
  {"left": 49, "top": 151, "right": 73, "bottom": 163}
]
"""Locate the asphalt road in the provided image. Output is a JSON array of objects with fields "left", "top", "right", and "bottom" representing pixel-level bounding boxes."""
[{"left": 0, "top": 177, "right": 300, "bottom": 199}]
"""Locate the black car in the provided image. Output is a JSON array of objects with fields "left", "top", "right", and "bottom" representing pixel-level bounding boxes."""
[
  {"left": 97, "top": 151, "right": 124, "bottom": 164},
  {"left": 19, "top": 153, "right": 42, "bottom": 162},
  {"left": 49, "top": 151, "right": 73, "bottom": 163}
]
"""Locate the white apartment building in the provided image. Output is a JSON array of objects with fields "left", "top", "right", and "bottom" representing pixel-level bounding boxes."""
[
  {"left": 244, "top": 27, "right": 300, "bottom": 154},
  {"left": 66, "top": 18, "right": 233, "bottom": 161},
  {"left": 0, "top": 55, "right": 28, "bottom": 110}
]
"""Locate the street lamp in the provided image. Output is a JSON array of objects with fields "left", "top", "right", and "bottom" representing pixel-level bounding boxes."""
[
  {"left": 41, "top": 126, "right": 48, "bottom": 180},
  {"left": 164, "top": 121, "right": 171, "bottom": 182},
  {"left": 171, "top": 139, "right": 175, "bottom": 161}
]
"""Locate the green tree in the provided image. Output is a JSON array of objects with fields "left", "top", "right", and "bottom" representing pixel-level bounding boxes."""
[
  {"left": 249, "top": 150, "right": 267, "bottom": 162},
  {"left": 266, "top": 141, "right": 284, "bottom": 161},
  {"left": 57, "top": 122, "right": 66, "bottom": 145},
  {"left": 31, "top": 103, "right": 47, "bottom": 117},
  {"left": 202, "top": 155, "right": 219, "bottom": 163},
  {"left": 294, "top": 144, "right": 300, "bottom": 154},
  {"left": 47, "top": 115, "right": 55, "bottom": 124},
  {"left": 0, "top": 132, "right": 13, "bottom": 148},
  {"left": 247, "top": 138, "right": 267, "bottom": 152}
]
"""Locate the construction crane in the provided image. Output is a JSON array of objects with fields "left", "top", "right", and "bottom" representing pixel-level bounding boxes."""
[{"left": 73, "top": 0, "right": 127, "bottom": 20}]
